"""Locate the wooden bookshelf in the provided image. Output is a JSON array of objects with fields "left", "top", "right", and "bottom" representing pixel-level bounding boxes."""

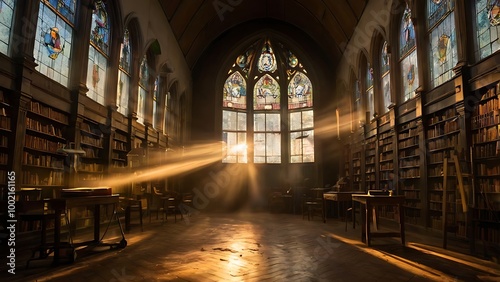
[
  {"left": 22, "top": 100, "right": 68, "bottom": 197},
  {"left": 398, "top": 118, "right": 422, "bottom": 225},
  {"left": 343, "top": 143, "right": 350, "bottom": 179},
  {"left": 0, "top": 90, "right": 11, "bottom": 200},
  {"left": 425, "top": 106, "right": 462, "bottom": 232},
  {"left": 111, "top": 129, "right": 128, "bottom": 168},
  {"left": 352, "top": 149, "right": 361, "bottom": 192},
  {"left": 470, "top": 81, "right": 500, "bottom": 254},
  {"left": 78, "top": 119, "right": 105, "bottom": 185},
  {"left": 364, "top": 134, "right": 377, "bottom": 191},
  {"left": 378, "top": 126, "right": 394, "bottom": 191}
]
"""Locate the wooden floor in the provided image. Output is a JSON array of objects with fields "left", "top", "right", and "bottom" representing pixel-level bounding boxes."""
[{"left": 4, "top": 211, "right": 500, "bottom": 282}]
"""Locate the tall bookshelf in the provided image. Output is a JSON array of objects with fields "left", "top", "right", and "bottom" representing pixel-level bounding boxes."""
[
  {"left": 343, "top": 143, "right": 350, "bottom": 179},
  {"left": 111, "top": 129, "right": 128, "bottom": 169},
  {"left": 470, "top": 81, "right": 500, "bottom": 255},
  {"left": 0, "top": 90, "right": 12, "bottom": 200},
  {"left": 78, "top": 119, "right": 105, "bottom": 186},
  {"left": 425, "top": 106, "right": 461, "bottom": 232},
  {"left": 398, "top": 118, "right": 422, "bottom": 225},
  {"left": 22, "top": 100, "right": 68, "bottom": 198},
  {"left": 352, "top": 148, "right": 362, "bottom": 191},
  {"left": 378, "top": 114, "right": 394, "bottom": 192},
  {"left": 364, "top": 134, "right": 377, "bottom": 191}
]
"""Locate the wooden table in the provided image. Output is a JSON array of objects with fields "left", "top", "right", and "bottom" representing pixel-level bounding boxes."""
[
  {"left": 53, "top": 194, "right": 127, "bottom": 264},
  {"left": 351, "top": 194, "right": 405, "bottom": 246},
  {"left": 323, "top": 191, "right": 364, "bottom": 221}
]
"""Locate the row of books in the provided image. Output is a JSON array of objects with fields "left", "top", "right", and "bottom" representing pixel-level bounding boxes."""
[
  {"left": 427, "top": 135, "right": 459, "bottom": 150},
  {"left": 22, "top": 151, "right": 64, "bottom": 168},
  {"left": 0, "top": 116, "right": 11, "bottom": 130},
  {"left": 81, "top": 135, "right": 103, "bottom": 147},
  {"left": 471, "top": 111, "right": 500, "bottom": 129},
  {"left": 426, "top": 120, "right": 459, "bottom": 137},
  {"left": 26, "top": 117, "right": 64, "bottom": 138},
  {"left": 473, "top": 141, "right": 500, "bottom": 158},
  {"left": 428, "top": 109, "right": 456, "bottom": 125},
  {"left": 21, "top": 170, "right": 64, "bottom": 186},
  {"left": 28, "top": 101, "right": 69, "bottom": 124},
  {"left": 25, "top": 135, "right": 64, "bottom": 152},
  {"left": 472, "top": 125, "right": 500, "bottom": 143}
]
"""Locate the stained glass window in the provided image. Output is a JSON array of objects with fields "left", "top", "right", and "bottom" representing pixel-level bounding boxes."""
[
  {"left": 34, "top": 1, "right": 74, "bottom": 87},
  {"left": 87, "top": 0, "right": 110, "bottom": 105},
  {"left": 366, "top": 63, "right": 374, "bottom": 118},
  {"left": 288, "top": 72, "right": 313, "bottom": 110},
  {"left": 117, "top": 29, "right": 131, "bottom": 116},
  {"left": 254, "top": 74, "right": 280, "bottom": 110},
  {"left": 427, "top": 0, "right": 457, "bottom": 88},
  {"left": 222, "top": 39, "right": 314, "bottom": 164},
  {"left": 137, "top": 55, "right": 149, "bottom": 124},
  {"left": 399, "top": 4, "right": 419, "bottom": 101},
  {"left": 0, "top": 0, "right": 15, "bottom": 55},
  {"left": 153, "top": 76, "right": 160, "bottom": 129},
  {"left": 257, "top": 41, "right": 277, "bottom": 73},
  {"left": 223, "top": 71, "right": 246, "bottom": 109},
  {"left": 163, "top": 91, "right": 170, "bottom": 135},
  {"left": 354, "top": 79, "right": 361, "bottom": 120},
  {"left": 381, "top": 41, "right": 392, "bottom": 111},
  {"left": 474, "top": 0, "right": 500, "bottom": 60}
]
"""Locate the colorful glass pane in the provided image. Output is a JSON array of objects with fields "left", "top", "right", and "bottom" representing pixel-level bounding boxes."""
[
  {"left": 367, "top": 88, "right": 374, "bottom": 118},
  {"left": 0, "top": 0, "right": 15, "bottom": 55},
  {"left": 475, "top": 0, "right": 500, "bottom": 60},
  {"left": 288, "top": 72, "right": 313, "bottom": 109},
  {"left": 400, "top": 5, "right": 416, "bottom": 57},
  {"left": 90, "top": 0, "right": 110, "bottom": 55},
  {"left": 139, "top": 55, "right": 149, "bottom": 88},
  {"left": 401, "top": 50, "right": 419, "bottom": 101},
  {"left": 137, "top": 87, "right": 146, "bottom": 124},
  {"left": 117, "top": 70, "right": 130, "bottom": 116},
  {"left": 34, "top": 2, "right": 73, "bottom": 87},
  {"left": 427, "top": 0, "right": 454, "bottom": 29},
  {"left": 119, "top": 29, "right": 131, "bottom": 72},
  {"left": 47, "top": 0, "right": 76, "bottom": 23},
  {"left": 381, "top": 41, "right": 391, "bottom": 111},
  {"left": 254, "top": 74, "right": 280, "bottom": 110},
  {"left": 354, "top": 79, "right": 361, "bottom": 112},
  {"left": 257, "top": 41, "right": 277, "bottom": 73},
  {"left": 153, "top": 77, "right": 160, "bottom": 129},
  {"left": 366, "top": 63, "right": 374, "bottom": 88},
  {"left": 429, "top": 9, "right": 457, "bottom": 88},
  {"left": 86, "top": 48, "right": 107, "bottom": 105},
  {"left": 223, "top": 71, "right": 247, "bottom": 109}
]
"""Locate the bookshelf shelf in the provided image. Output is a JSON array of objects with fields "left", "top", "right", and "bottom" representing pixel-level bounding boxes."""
[{"left": 78, "top": 119, "right": 106, "bottom": 185}]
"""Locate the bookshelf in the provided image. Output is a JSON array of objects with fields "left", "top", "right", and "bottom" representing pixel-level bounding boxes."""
[
  {"left": 398, "top": 118, "right": 422, "bottom": 225},
  {"left": 22, "top": 100, "right": 68, "bottom": 197},
  {"left": 352, "top": 148, "right": 362, "bottom": 191},
  {"left": 343, "top": 143, "right": 350, "bottom": 179},
  {"left": 111, "top": 129, "right": 128, "bottom": 169},
  {"left": 470, "top": 81, "right": 500, "bottom": 254},
  {"left": 78, "top": 119, "right": 105, "bottom": 185},
  {"left": 425, "top": 106, "right": 461, "bottom": 231},
  {"left": 364, "top": 134, "right": 377, "bottom": 191},
  {"left": 378, "top": 114, "right": 394, "bottom": 192},
  {"left": 0, "top": 90, "right": 11, "bottom": 200}
]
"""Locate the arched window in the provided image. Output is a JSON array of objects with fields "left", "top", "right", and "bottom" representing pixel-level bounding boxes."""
[
  {"left": 473, "top": 0, "right": 500, "bottom": 60},
  {"left": 137, "top": 54, "right": 149, "bottom": 124},
  {"left": 353, "top": 79, "right": 361, "bottom": 123},
  {"left": 163, "top": 90, "right": 169, "bottom": 135},
  {"left": 427, "top": 0, "right": 457, "bottom": 88},
  {"left": 400, "top": 3, "right": 419, "bottom": 101},
  {"left": 0, "top": 0, "right": 15, "bottom": 55},
  {"left": 222, "top": 39, "right": 314, "bottom": 164},
  {"left": 34, "top": 0, "right": 76, "bottom": 87},
  {"left": 365, "top": 62, "right": 374, "bottom": 118},
  {"left": 153, "top": 76, "right": 160, "bottom": 129},
  {"left": 381, "top": 41, "right": 392, "bottom": 111},
  {"left": 87, "top": 0, "right": 110, "bottom": 105},
  {"left": 117, "top": 28, "right": 131, "bottom": 116}
]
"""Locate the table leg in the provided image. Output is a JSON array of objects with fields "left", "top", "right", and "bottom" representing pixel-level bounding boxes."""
[
  {"left": 94, "top": 204, "right": 100, "bottom": 242},
  {"left": 53, "top": 209, "right": 61, "bottom": 264},
  {"left": 399, "top": 204, "right": 405, "bottom": 245},
  {"left": 366, "top": 203, "right": 371, "bottom": 246}
]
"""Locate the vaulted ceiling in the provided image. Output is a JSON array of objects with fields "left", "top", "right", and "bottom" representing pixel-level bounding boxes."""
[{"left": 159, "top": 0, "right": 368, "bottom": 69}]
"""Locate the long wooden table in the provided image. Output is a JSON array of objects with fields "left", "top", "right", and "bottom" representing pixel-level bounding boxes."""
[
  {"left": 53, "top": 194, "right": 127, "bottom": 264},
  {"left": 351, "top": 194, "right": 405, "bottom": 246},
  {"left": 323, "top": 191, "right": 364, "bottom": 221}
]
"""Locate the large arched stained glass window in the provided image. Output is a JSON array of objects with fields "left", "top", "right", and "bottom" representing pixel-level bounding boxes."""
[
  {"left": 0, "top": 0, "right": 15, "bottom": 55},
  {"left": 117, "top": 28, "right": 131, "bottom": 116},
  {"left": 153, "top": 76, "right": 160, "bottom": 129},
  {"left": 222, "top": 39, "right": 315, "bottom": 164},
  {"left": 427, "top": 0, "right": 457, "bottom": 88},
  {"left": 381, "top": 41, "right": 392, "bottom": 111},
  {"left": 34, "top": 0, "right": 76, "bottom": 87},
  {"left": 366, "top": 63, "right": 374, "bottom": 118},
  {"left": 137, "top": 54, "right": 149, "bottom": 124},
  {"left": 87, "top": 0, "right": 110, "bottom": 105},
  {"left": 400, "top": 3, "right": 419, "bottom": 101},
  {"left": 474, "top": 0, "right": 500, "bottom": 60}
]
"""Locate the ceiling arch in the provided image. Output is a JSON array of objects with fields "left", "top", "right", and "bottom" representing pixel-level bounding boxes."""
[{"left": 159, "top": 0, "right": 368, "bottom": 69}]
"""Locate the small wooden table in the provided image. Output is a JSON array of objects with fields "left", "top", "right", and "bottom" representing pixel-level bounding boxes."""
[
  {"left": 323, "top": 191, "right": 364, "bottom": 221},
  {"left": 351, "top": 194, "right": 405, "bottom": 246}
]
